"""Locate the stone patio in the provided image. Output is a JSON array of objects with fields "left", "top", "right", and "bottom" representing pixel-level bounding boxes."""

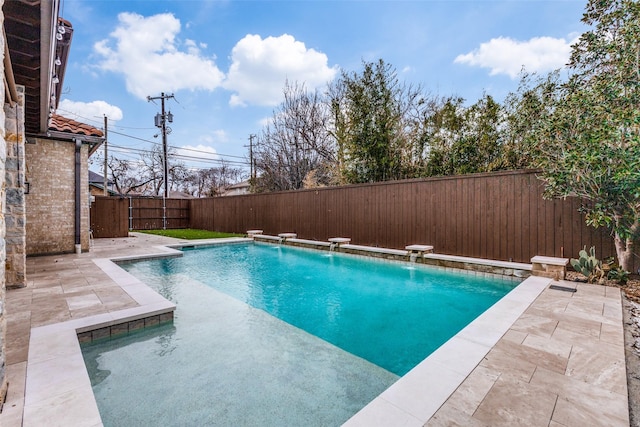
[
  {"left": 426, "top": 281, "right": 629, "bottom": 426},
  {"left": 0, "top": 233, "right": 631, "bottom": 426}
]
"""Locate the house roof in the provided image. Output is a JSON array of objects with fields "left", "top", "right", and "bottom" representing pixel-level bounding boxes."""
[
  {"left": 89, "top": 170, "right": 110, "bottom": 184},
  {"left": 169, "top": 190, "right": 195, "bottom": 199},
  {"left": 47, "top": 113, "right": 105, "bottom": 156},
  {"left": 226, "top": 181, "right": 251, "bottom": 190},
  {"left": 50, "top": 114, "right": 103, "bottom": 137},
  {"left": 89, "top": 182, "right": 119, "bottom": 196},
  {"left": 4, "top": 0, "right": 70, "bottom": 135}
]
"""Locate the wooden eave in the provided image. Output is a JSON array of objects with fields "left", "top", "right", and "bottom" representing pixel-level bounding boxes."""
[{"left": 4, "top": 0, "right": 64, "bottom": 135}]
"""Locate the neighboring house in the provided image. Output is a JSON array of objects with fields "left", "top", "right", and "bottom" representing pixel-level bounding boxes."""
[
  {"left": 0, "top": 0, "right": 103, "bottom": 405},
  {"left": 169, "top": 190, "right": 195, "bottom": 199},
  {"left": 89, "top": 170, "right": 119, "bottom": 196},
  {"left": 222, "top": 180, "right": 251, "bottom": 196}
]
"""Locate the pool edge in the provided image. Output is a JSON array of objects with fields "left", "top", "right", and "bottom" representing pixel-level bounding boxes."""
[
  {"left": 342, "top": 275, "right": 551, "bottom": 426},
  {"left": 21, "top": 257, "right": 177, "bottom": 427},
  {"left": 20, "top": 241, "right": 550, "bottom": 427}
]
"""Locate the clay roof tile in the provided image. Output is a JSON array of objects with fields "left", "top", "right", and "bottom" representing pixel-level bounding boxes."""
[{"left": 49, "top": 114, "right": 104, "bottom": 137}]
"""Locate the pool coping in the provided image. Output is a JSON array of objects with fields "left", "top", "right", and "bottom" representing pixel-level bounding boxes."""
[
  {"left": 343, "top": 275, "right": 551, "bottom": 425},
  {"left": 20, "top": 238, "right": 549, "bottom": 426},
  {"left": 21, "top": 247, "right": 183, "bottom": 427}
]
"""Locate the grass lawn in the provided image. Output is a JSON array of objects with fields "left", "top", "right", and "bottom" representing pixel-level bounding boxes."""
[{"left": 138, "top": 229, "right": 245, "bottom": 240}]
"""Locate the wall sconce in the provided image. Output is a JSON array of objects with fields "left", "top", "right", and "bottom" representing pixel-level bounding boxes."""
[{"left": 24, "top": 182, "right": 30, "bottom": 194}]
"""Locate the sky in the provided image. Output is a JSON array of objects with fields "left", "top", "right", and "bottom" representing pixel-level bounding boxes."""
[{"left": 56, "top": 0, "right": 589, "bottom": 176}]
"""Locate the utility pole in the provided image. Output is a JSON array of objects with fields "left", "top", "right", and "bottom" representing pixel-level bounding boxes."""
[
  {"left": 103, "top": 115, "right": 108, "bottom": 196},
  {"left": 248, "top": 134, "right": 256, "bottom": 182},
  {"left": 147, "top": 92, "right": 174, "bottom": 198}
]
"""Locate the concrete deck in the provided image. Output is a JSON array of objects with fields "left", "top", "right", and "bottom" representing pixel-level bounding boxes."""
[{"left": 0, "top": 233, "right": 631, "bottom": 426}]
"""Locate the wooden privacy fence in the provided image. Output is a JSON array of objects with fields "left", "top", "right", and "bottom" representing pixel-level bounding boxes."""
[
  {"left": 89, "top": 170, "right": 637, "bottom": 272},
  {"left": 90, "top": 197, "right": 128, "bottom": 238},
  {"left": 128, "top": 197, "right": 190, "bottom": 230},
  {"left": 90, "top": 196, "right": 189, "bottom": 238},
  {"left": 190, "top": 170, "right": 634, "bottom": 270}
]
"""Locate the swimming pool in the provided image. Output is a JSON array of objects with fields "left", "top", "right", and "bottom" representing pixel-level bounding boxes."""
[{"left": 82, "top": 242, "right": 519, "bottom": 425}]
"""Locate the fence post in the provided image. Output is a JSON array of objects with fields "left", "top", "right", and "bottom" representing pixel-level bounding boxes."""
[
  {"left": 163, "top": 196, "right": 167, "bottom": 230},
  {"left": 128, "top": 197, "right": 133, "bottom": 231}
]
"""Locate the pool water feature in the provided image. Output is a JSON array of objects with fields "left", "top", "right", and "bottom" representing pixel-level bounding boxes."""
[{"left": 82, "top": 242, "right": 518, "bottom": 426}]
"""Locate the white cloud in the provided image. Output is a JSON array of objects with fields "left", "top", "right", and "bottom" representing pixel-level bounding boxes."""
[
  {"left": 94, "top": 12, "right": 225, "bottom": 99},
  {"left": 258, "top": 116, "right": 270, "bottom": 127},
  {"left": 57, "top": 99, "right": 123, "bottom": 122},
  {"left": 224, "top": 34, "right": 338, "bottom": 107},
  {"left": 190, "top": 130, "right": 228, "bottom": 146},
  {"left": 454, "top": 36, "right": 574, "bottom": 79},
  {"left": 174, "top": 144, "right": 220, "bottom": 161},
  {"left": 210, "top": 129, "right": 228, "bottom": 143}
]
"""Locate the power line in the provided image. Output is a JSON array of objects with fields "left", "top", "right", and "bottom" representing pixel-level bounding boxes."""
[
  {"left": 56, "top": 108, "right": 249, "bottom": 161},
  {"left": 147, "top": 92, "right": 174, "bottom": 199},
  {"left": 78, "top": 119, "right": 249, "bottom": 162},
  {"left": 108, "top": 142, "right": 245, "bottom": 162},
  {"left": 107, "top": 144, "right": 249, "bottom": 167},
  {"left": 169, "top": 144, "right": 247, "bottom": 160},
  {"left": 103, "top": 154, "right": 247, "bottom": 171},
  {"left": 56, "top": 108, "right": 156, "bottom": 130}
]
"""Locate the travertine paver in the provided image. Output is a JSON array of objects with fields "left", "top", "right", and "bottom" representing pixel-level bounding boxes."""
[
  {"left": 0, "top": 233, "right": 183, "bottom": 427},
  {"left": 425, "top": 282, "right": 630, "bottom": 427}
]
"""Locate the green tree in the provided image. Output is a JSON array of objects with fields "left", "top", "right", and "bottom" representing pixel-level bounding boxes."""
[
  {"left": 420, "top": 94, "right": 505, "bottom": 176},
  {"left": 501, "top": 71, "right": 560, "bottom": 170},
  {"left": 453, "top": 93, "right": 503, "bottom": 174},
  {"left": 420, "top": 96, "right": 465, "bottom": 176},
  {"left": 329, "top": 59, "right": 424, "bottom": 183},
  {"left": 536, "top": 0, "right": 640, "bottom": 272}
]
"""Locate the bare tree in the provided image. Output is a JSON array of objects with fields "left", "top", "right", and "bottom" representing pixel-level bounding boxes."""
[
  {"left": 104, "top": 157, "right": 144, "bottom": 195},
  {"left": 253, "top": 81, "right": 337, "bottom": 192},
  {"left": 180, "top": 162, "right": 244, "bottom": 197}
]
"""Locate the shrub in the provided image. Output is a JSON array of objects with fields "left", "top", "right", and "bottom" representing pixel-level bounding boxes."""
[{"left": 570, "top": 246, "right": 604, "bottom": 283}]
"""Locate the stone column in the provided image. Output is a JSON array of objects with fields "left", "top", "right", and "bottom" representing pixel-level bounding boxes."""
[
  {"left": 4, "top": 85, "right": 26, "bottom": 289},
  {"left": 0, "top": 0, "right": 9, "bottom": 406}
]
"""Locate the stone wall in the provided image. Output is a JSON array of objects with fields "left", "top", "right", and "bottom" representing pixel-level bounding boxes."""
[
  {"left": 4, "top": 86, "right": 25, "bottom": 289},
  {"left": 0, "top": 0, "right": 9, "bottom": 406},
  {"left": 25, "top": 138, "right": 90, "bottom": 255}
]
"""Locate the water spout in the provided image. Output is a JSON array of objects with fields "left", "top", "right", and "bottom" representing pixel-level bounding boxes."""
[{"left": 409, "top": 253, "right": 418, "bottom": 263}]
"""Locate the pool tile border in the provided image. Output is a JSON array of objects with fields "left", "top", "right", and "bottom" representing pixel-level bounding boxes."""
[
  {"left": 254, "top": 237, "right": 532, "bottom": 279},
  {"left": 255, "top": 239, "right": 526, "bottom": 285},
  {"left": 76, "top": 311, "right": 174, "bottom": 344}
]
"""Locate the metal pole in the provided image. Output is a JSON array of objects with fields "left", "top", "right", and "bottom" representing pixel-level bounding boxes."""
[
  {"left": 249, "top": 134, "right": 255, "bottom": 182},
  {"left": 148, "top": 92, "right": 174, "bottom": 199},
  {"left": 74, "top": 139, "right": 82, "bottom": 253},
  {"left": 103, "top": 115, "right": 108, "bottom": 196},
  {"left": 163, "top": 196, "right": 167, "bottom": 230},
  {"left": 161, "top": 92, "right": 168, "bottom": 199}
]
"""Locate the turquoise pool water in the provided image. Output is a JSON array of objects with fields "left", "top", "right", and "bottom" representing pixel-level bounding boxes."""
[{"left": 83, "top": 242, "right": 518, "bottom": 426}]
